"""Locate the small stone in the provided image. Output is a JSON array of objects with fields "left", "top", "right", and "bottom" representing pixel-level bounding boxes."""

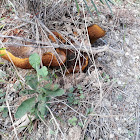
[
  {"left": 117, "top": 80, "right": 122, "bottom": 85},
  {"left": 99, "top": 15, "right": 106, "bottom": 20},
  {"left": 125, "top": 38, "right": 129, "bottom": 44},
  {"left": 123, "top": 118, "right": 127, "bottom": 121},
  {"left": 118, "top": 127, "right": 122, "bottom": 132},
  {"left": 132, "top": 44, "right": 138, "bottom": 49},
  {"left": 97, "top": 57, "right": 102, "bottom": 61},
  {"left": 106, "top": 56, "right": 112, "bottom": 62},
  {"left": 113, "top": 104, "right": 117, "bottom": 108},
  {"left": 103, "top": 99, "right": 111, "bottom": 107},
  {"left": 116, "top": 60, "right": 122, "bottom": 66},
  {"left": 134, "top": 56, "right": 139, "bottom": 60},
  {"left": 125, "top": 52, "right": 129, "bottom": 56},
  {"left": 109, "top": 133, "right": 114, "bottom": 138},
  {"left": 115, "top": 117, "right": 119, "bottom": 121}
]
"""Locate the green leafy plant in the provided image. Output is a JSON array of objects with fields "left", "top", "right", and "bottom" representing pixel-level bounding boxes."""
[
  {"left": 0, "top": 91, "right": 6, "bottom": 104},
  {"left": 101, "top": 72, "right": 111, "bottom": 82},
  {"left": 0, "top": 90, "right": 9, "bottom": 118},
  {"left": 68, "top": 116, "right": 78, "bottom": 126},
  {"left": 67, "top": 85, "right": 85, "bottom": 105},
  {"left": 15, "top": 53, "right": 65, "bottom": 119},
  {"left": 0, "top": 106, "right": 8, "bottom": 118},
  {"left": 67, "top": 93, "right": 80, "bottom": 105}
]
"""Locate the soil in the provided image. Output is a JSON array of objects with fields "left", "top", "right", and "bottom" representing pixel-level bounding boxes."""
[{"left": 0, "top": 0, "right": 140, "bottom": 140}]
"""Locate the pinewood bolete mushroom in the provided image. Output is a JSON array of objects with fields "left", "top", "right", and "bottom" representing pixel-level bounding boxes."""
[
  {"left": 88, "top": 24, "right": 106, "bottom": 44},
  {"left": 0, "top": 24, "right": 105, "bottom": 73}
]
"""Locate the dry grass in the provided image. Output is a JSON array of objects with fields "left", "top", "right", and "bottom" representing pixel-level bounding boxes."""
[{"left": 0, "top": 0, "right": 140, "bottom": 140}]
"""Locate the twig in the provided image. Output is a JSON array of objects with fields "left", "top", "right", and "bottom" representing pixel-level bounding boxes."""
[
  {"left": 46, "top": 105, "right": 66, "bottom": 140},
  {"left": 5, "top": 85, "right": 19, "bottom": 140},
  {"left": 1, "top": 41, "right": 108, "bottom": 54}
]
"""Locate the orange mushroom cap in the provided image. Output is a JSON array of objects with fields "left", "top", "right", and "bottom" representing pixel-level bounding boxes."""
[{"left": 88, "top": 24, "right": 106, "bottom": 44}]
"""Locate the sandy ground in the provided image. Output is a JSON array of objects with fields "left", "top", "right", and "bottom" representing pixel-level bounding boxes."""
[{"left": 0, "top": 0, "right": 140, "bottom": 140}]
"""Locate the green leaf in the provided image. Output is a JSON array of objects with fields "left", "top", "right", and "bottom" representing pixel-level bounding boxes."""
[
  {"left": 37, "top": 94, "right": 49, "bottom": 103},
  {"left": 0, "top": 24, "right": 5, "bottom": 29},
  {"left": 74, "top": 0, "right": 80, "bottom": 13},
  {"left": 0, "top": 92, "right": 6, "bottom": 97},
  {"left": 37, "top": 66, "right": 48, "bottom": 77},
  {"left": 67, "top": 93, "right": 74, "bottom": 104},
  {"left": 107, "top": 0, "right": 114, "bottom": 5},
  {"left": 38, "top": 102, "right": 47, "bottom": 117},
  {"left": 0, "top": 48, "right": 6, "bottom": 50},
  {"left": 0, "top": 99, "right": 6, "bottom": 103},
  {"left": 2, "top": 108, "right": 8, "bottom": 118},
  {"left": 0, "top": 54, "right": 5, "bottom": 57},
  {"left": 69, "top": 87, "right": 75, "bottom": 93},
  {"left": 86, "top": 108, "right": 93, "bottom": 115},
  {"left": 0, "top": 17, "right": 5, "bottom": 21},
  {"left": 0, "top": 106, "right": 5, "bottom": 112},
  {"left": 45, "top": 89, "right": 65, "bottom": 97},
  {"left": 77, "top": 85, "right": 82, "bottom": 90},
  {"left": 99, "top": 0, "right": 104, "bottom": 4},
  {"left": 29, "top": 53, "right": 41, "bottom": 70},
  {"left": 78, "top": 122, "right": 83, "bottom": 127},
  {"left": 44, "top": 83, "right": 59, "bottom": 91},
  {"left": 79, "top": 90, "right": 83, "bottom": 94},
  {"left": 15, "top": 97, "right": 36, "bottom": 118},
  {"left": 25, "top": 75, "right": 38, "bottom": 90},
  {"left": 0, "top": 48, "right": 6, "bottom": 57},
  {"left": 68, "top": 116, "right": 77, "bottom": 126},
  {"left": 80, "top": 94, "right": 85, "bottom": 99},
  {"left": 73, "top": 100, "right": 79, "bottom": 105},
  {"left": 50, "top": 130, "right": 55, "bottom": 135},
  {"left": 83, "top": 0, "right": 94, "bottom": 20},
  {"left": 91, "top": 0, "right": 99, "bottom": 16},
  {"left": 104, "top": 0, "right": 113, "bottom": 15},
  {"left": 19, "top": 89, "right": 35, "bottom": 95}
]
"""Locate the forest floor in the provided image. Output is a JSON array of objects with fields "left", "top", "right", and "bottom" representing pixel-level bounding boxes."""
[{"left": 0, "top": 0, "right": 140, "bottom": 140}]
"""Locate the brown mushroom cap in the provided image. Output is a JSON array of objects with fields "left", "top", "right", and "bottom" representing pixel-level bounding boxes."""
[{"left": 88, "top": 24, "right": 106, "bottom": 44}]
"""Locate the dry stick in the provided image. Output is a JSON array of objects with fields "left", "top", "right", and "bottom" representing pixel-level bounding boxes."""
[
  {"left": 5, "top": 85, "right": 19, "bottom": 140},
  {"left": 61, "top": 101, "right": 87, "bottom": 119},
  {"left": 136, "top": 105, "right": 140, "bottom": 140},
  {"left": 36, "top": 18, "right": 68, "bottom": 75},
  {"left": 37, "top": 112, "right": 49, "bottom": 128},
  {"left": 81, "top": 2, "right": 104, "bottom": 139},
  {"left": 46, "top": 105, "right": 66, "bottom": 140},
  {"left": 0, "top": 34, "right": 50, "bottom": 45},
  {"left": 81, "top": 82, "right": 116, "bottom": 140},
  {"left": 0, "top": 37, "right": 109, "bottom": 54}
]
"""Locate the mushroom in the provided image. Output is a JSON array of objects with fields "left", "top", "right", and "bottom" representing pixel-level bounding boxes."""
[
  {"left": 88, "top": 24, "right": 106, "bottom": 44},
  {"left": 0, "top": 24, "right": 105, "bottom": 72}
]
